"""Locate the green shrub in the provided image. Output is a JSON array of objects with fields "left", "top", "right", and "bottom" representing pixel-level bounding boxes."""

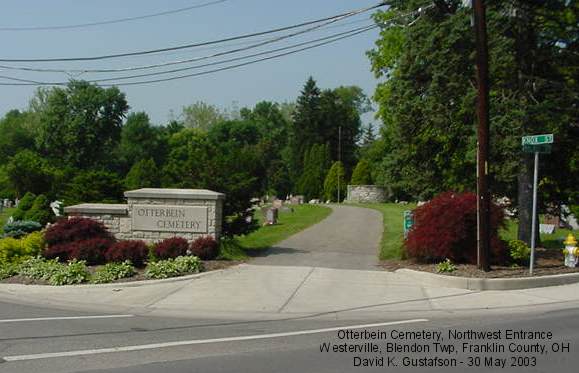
[
  {"left": 91, "top": 261, "right": 136, "bottom": 284},
  {"left": 436, "top": 259, "right": 457, "bottom": 273},
  {"left": 323, "top": 161, "right": 346, "bottom": 202},
  {"left": 350, "top": 160, "right": 372, "bottom": 185},
  {"left": 0, "top": 231, "right": 44, "bottom": 264},
  {"left": 0, "top": 262, "right": 19, "bottom": 280},
  {"left": 145, "top": 256, "right": 202, "bottom": 279},
  {"left": 48, "top": 260, "right": 89, "bottom": 286},
  {"left": 3, "top": 220, "right": 42, "bottom": 238},
  {"left": 508, "top": 239, "right": 531, "bottom": 264},
  {"left": 12, "top": 192, "right": 36, "bottom": 221},
  {"left": 24, "top": 195, "right": 53, "bottom": 225}
]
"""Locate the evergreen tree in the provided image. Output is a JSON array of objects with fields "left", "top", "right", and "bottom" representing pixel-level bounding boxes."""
[
  {"left": 124, "top": 159, "right": 160, "bottom": 190},
  {"left": 297, "top": 143, "right": 330, "bottom": 200},
  {"left": 350, "top": 160, "right": 372, "bottom": 185},
  {"left": 324, "top": 161, "right": 346, "bottom": 202}
]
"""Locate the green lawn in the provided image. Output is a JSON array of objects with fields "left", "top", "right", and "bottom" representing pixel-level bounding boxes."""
[
  {"left": 500, "top": 218, "right": 574, "bottom": 249},
  {"left": 237, "top": 204, "right": 332, "bottom": 251},
  {"left": 353, "top": 203, "right": 416, "bottom": 260},
  {"left": 0, "top": 208, "right": 16, "bottom": 233}
]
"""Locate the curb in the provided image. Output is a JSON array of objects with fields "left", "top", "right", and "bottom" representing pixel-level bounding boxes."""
[
  {"left": 0, "top": 265, "right": 241, "bottom": 290},
  {"left": 395, "top": 268, "right": 579, "bottom": 290}
]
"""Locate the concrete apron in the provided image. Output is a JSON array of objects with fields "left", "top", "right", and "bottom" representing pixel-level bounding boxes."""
[{"left": 1, "top": 264, "right": 579, "bottom": 321}]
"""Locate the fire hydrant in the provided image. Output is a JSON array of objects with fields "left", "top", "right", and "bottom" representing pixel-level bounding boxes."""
[{"left": 562, "top": 233, "right": 578, "bottom": 268}]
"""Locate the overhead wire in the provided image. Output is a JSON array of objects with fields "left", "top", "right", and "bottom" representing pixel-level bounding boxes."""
[
  {"left": 0, "top": 2, "right": 387, "bottom": 63},
  {"left": 0, "top": 0, "right": 230, "bottom": 31}
]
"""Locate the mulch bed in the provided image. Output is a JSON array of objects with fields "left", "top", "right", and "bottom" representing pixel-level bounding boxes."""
[
  {"left": 0, "top": 260, "right": 243, "bottom": 286},
  {"left": 380, "top": 248, "right": 579, "bottom": 278}
]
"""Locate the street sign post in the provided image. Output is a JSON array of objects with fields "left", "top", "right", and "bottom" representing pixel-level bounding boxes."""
[
  {"left": 403, "top": 210, "right": 414, "bottom": 239},
  {"left": 522, "top": 134, "right": 554, "bottom": 275}
]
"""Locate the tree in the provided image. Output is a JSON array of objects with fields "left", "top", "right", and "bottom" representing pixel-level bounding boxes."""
[
  {"left": 297, "top": 143, "right": 331, "bottom": 200},
  {"left": 124, "top": 159, "right": 160, "bottom": 190},
  {"left": 25, "top": 194, "right": 53, "bottom": 225},
  {"left": 6, "top": 150, "right": 54, "bottom": 197},
  {"left": 369, "top": 1, "right": 578, "bottom": 244},
  {"left": 323, "top": 161, "right": 346, "bottom": 202},
  {"left": 118, "top": 112, "right": 163, "bottom": 172},
  {"left": 182, "top": 101, "right": 225, "bottom": 131},
  {"left": 0, "top": 110, "right": 36, "bottom": 165},
  {"left": 351, "top": 160, "right": 372, "bottom": 185},
  {"left": 35, "top": 80, "right": 129, "bottom": 170},
  {"left": 63, "top": 170, "right": 123, "bottom": 205}
]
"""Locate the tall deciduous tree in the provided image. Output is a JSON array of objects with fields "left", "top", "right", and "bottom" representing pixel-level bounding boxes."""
[
  {"left": 35, "top": 80, "right": 129, "bottom": 170},
  {"left": 181, "top": 101, "right": 226, "bottom": 131}
]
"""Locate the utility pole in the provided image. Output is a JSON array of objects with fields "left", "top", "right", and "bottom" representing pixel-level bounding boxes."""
[
  {"left": 473, "top": 0, "right": 491, "bottom": 271},
  {"left": 337, "top": 126, "right": 342, "bottom": 203}
]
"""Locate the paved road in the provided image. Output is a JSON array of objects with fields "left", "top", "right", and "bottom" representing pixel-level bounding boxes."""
[
  {"left": 251, "top": 205, "right": 383, "bottom": 270},
  {"left": 0, "top": 300, "right": 577, "bottom": 373}
]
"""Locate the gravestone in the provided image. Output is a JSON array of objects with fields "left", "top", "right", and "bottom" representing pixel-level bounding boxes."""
[
  {"left": 265, "top": 208, "right": 278, "bottom": 225},
  {"left": 272, "top": 199, "right": 284, "bottom": 209}
]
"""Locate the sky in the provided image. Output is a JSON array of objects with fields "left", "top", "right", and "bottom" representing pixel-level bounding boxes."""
[{"left": 0, "top": 0, "right": 384, "bottom": 125}]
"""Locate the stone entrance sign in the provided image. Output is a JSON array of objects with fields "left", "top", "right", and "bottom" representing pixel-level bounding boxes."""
[
  {"left": 64, "top": 188, "right": 224, "bottom": 243},
  {"left": 132, "top": 205, "right": 208, "bottom": 233}
]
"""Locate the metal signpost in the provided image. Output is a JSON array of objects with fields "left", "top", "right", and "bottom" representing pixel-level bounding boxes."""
[{"left": 521, "top": 134, "right": 554, "bottom": 275}]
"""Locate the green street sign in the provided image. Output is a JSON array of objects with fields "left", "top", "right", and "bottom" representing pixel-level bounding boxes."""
[
  {"left": 403, "top": 210, "right": 414, "bottom": 238},
  {"left": 522, "top": 134, "right": 554, "bottom": 146}
]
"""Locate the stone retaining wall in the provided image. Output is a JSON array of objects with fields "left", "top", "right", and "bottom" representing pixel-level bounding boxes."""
[
  {"left": 346, "top": 185, "right": 387, "bottom": 203},
  {"left": 64, "top": 188, "right": 224, "bottom": 243}
]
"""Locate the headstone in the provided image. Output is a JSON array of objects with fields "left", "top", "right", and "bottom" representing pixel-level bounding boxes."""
[
  {"left": 272, "top": 199, "right": 284, "bottom": 209},
  {"left": 265, "top": 208, "right": 278, "bottom": 225},
  {"left": 290, "top": 195, "right": 304, "bottom": 205},
  {"left": 539, "top": 224, "right": 556, "bottom": 234},
  {"left": 309, "top": 199, "right": 320, "bottom": 204}
]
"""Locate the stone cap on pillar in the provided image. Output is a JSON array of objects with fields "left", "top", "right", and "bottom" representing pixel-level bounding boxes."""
[{"left": 124, "top": 188, "right": 225, "bottom": 201}]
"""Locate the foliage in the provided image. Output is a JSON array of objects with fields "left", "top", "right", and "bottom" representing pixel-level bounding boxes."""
[
  {"left": 404, "top": 192, "right": 507, "bottom": 264},
  {"left": 144, "top": 255, "right": 202, "bottom": 279},
  {"left": 45, "top": 217, "right": 113, "bottom": 246},
  {"left": 12, "top": 191, "right": 34, "bottom": 221},
  {"left": 118, "top": 112, "right": 165, "bottom": 171},
  {"left": 63, "top": 170, "right": 123, "bottom": 205},
  {"left": 6, "top": 151, "right": 54, "bottom": 197},
  {"left": 18, "top": 257, "right": 61, "bottom": 281},
  {"left": 323, "top": 161, "right": 346, "bottom": 202},
  {"left": 105, "top": 240, "right": 148, "bottom": 268},
  {"left": 368, "top": 1, "right": 579, "bottom": 207},
  {"left": 153, "top": 237, "right": 189, "bottom": 260},
  {"left": 508, "top": 239, "right": 531, "bottom": 264},
  {"left": 24, "top": 194, "right": 53, "bottom": 225},
  {"left": 297, "top": 143, "right": 330, "bottom": 201},
  {"left": 35, "top": 81, "right": 128, "bottom": 170},
  {"left": 3, "top": 220, "right": 42, "bottom": 238},
  {"left": 0, "top": 110, "right": 36, "bottom": 165},
  {"left": 48, "top": 259, "right": 90, "bottom": 286},
  {"left": 182, "top": 101, "right": 226, "bottom": 130},
  {"left": 217, "top": 238, "right": 248, "bottom": 260},
  {"left": 91, "top": 261, "right": 135, "bottom": 284},
  {"left": 0, "top": 262, "right": 19, "bottom": 280},
  {"left": 124, "top": 158, "right": 159, "bottom": 190},
  {"left": 0, "top": 231, "right": 44, "bottom": 264},
  {"left": 190, "top": 236, "right": 219, "bottom": 260},
  {"left": 44, "top": 237, "right": 112, "bottom": 265},
  {"left": 350, "top": 160, "right": 372, "bottom": 185},
  {"left": 436, "top": 258, "right": 457, "bottom": 273}
]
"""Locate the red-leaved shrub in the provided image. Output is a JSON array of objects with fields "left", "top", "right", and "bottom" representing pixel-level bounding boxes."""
[
  {"left": 105, "top": 240, "right": 149, "bottom": 267},
  {"left": 45, "top": 217, "right": 113, "bottom": 246},
  {"left": 190, "top": 236, "right": 219, "bottom": 260},
  {"left": 44, "top": 238, "right": 112, "bottom": 265},
  {"left": 404, "top": 192, "right": 507, "bottom": 264},
  {"left": 43, "top": 217, "right": 115, "bottom": 265},
  {"left": 153, "top": 237, "right": 189, "bottom": 260}
]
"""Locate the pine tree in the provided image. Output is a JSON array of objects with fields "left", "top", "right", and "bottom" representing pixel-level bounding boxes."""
[
  {"left": 350, "top": 160, "right": 372, "bottom": 185},
  {"left": 297, "top": 143, "right": 330, "bottom": 200}
]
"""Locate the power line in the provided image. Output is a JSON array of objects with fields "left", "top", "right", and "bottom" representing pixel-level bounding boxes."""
[
  {"left": 0, "top": 25, "right": 378, "bottom": 87},
  {"left": 0, "top": 2, "right": 386, "bottom": 63},
  {"left": 0, "top": 0, "right": 230, "bottom": 31},
  {"left": 0, "top": 16, "right": 375, "bottom": 74}
]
